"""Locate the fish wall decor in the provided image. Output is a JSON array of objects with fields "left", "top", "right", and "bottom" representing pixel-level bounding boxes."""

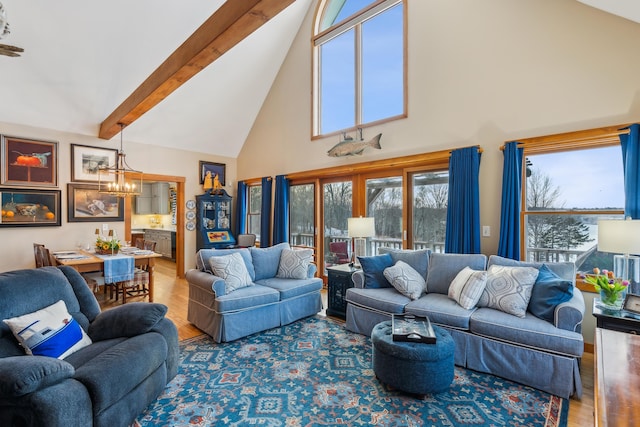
[{"left": 327, "top": 133, "right": 382, "bottom": 157}]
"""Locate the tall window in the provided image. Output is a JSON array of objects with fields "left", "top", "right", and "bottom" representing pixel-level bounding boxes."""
[
  {"left": 323, "top": 181, "right": 353, "bottom": 269},
  {"left": 313, "top": 0, "right": 405, "bottom": 136},
  {"left": 411, "top": 171, "right": 448, "bottom": 252},
  {"left": 248, "top": 185, "right": 262, "bottom": 242},
  {"left": 523, "top": 145, "right": 625, "bottom": 272},
  {"left": 290, "top": 183, "right": 315, "bottom": 247},
  {"left": 366, "top": 175, "right": 402, "bottom": 254}
]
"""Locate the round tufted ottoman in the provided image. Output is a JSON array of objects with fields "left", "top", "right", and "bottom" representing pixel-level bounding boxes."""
[{"left": 371, "top": 320, "right": 455, "bottom": 395}]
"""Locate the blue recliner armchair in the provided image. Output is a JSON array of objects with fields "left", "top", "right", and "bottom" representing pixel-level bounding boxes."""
[{"left": 0, "top": 266, "right": 179, "bottom": 427}]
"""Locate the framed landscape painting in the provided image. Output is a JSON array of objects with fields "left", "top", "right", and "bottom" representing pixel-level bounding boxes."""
[
  {"left": 71, "top": 144, "right": 118, "bottom": 182},
  {"left": 0, "top": 188, "right": 61, "bottom": 227},
  {"left": 199, "top": 161, "right": 225, "bottom": 185},
  {"left": 67, "top": 183, "right": 123, "bottom": 222},
  {"left": 1, "top": 135, "right": 58, "bottom": 187}
]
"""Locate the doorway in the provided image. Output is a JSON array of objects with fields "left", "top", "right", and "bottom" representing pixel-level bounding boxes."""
[{"left": 124, "top": 173, "right": 186, "bottom": 278}]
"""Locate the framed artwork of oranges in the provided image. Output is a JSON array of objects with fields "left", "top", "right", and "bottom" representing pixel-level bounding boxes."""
[
  {"left": 0, "top": 188, "right": 61, "bottom": 227},
  {"left": 1, "top": 135, "right": 58, "bottom": 187}
]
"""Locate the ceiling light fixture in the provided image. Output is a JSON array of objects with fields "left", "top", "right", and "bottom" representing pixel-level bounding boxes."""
[{"left": 98, "top": 123, "right": 143, "bottom": 197}]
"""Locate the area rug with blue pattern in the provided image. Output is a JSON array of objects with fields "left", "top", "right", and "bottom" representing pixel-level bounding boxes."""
[{"left": 135, "top": 316, "right": 568, "bottom": 426}]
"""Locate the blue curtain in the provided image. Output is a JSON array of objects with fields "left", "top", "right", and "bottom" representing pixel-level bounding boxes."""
[
  {"left": 620, "top": 124, "right": 640, "bottom": 219},
  {"left": 235, "top": 181, "right": 247, "bottom": 235},
  {"left": 445, "top": 147, "right": 481, "bottom": 254},
  {"left": 497, "top": 141, "right": 524, "bottom": 259},
  {"left": 273, "top": 175, "right": 290, "bottom": 244},
  {"left": 260, "top": 177, "right": 273, "bottom": 247}
]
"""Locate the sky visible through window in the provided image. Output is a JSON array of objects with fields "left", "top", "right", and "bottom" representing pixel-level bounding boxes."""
[
  {"left": 319, "top": 0, "right": 403, "bottom": 135},
  {"left": 527, "top": 146, "right": 624, "bottom": 210}
]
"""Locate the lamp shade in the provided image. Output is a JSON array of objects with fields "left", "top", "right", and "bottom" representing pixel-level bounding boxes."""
[
  {"left": 348, "top": 217, "right": 375, "bottom": 238},
  {"left": 598, "top": 219, "right": 640, "bottom": 255}
]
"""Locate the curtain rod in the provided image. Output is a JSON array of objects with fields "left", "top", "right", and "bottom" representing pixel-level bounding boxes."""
[{"left": 499, "top": 123, "right": 632, "bottom": 151}]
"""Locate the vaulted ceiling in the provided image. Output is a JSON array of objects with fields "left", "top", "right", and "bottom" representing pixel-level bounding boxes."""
[
  {"left": 0, "top": 0, "right": 637, "bottom": 159},
  {"left": 0, "top": 0, "right": 312, "bottom": 158}
]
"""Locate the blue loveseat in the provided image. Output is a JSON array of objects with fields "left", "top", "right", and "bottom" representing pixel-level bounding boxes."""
[
  {"left": 186, "top": 243, "right": 323, "bottom": 342},
  {"left": 345, "top": 250, "right": 585, "bottom": 399},
  {"left": 0, "top": 266, "right": 179, "bottom": 427}
]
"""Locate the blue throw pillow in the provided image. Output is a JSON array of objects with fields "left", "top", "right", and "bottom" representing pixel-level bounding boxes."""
[
  {"left": 358, "top": 253, "right": 394, "bottom": 288},
  {"left": 387, "top": 249, "right": 430, "bottom": 279},
  {"left": 250, "top": 242, "right": 290, "bottom": 281},
  {"left": 528, "top": 264, "right": 574, "bottom": 323}
]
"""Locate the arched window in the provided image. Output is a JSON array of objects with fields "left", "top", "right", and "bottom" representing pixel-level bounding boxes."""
[{"left": 313, "top": 0, "right": 405, "bottom": 137}]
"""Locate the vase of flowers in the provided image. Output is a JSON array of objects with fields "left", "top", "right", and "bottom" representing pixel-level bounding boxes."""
[
  {"left": 584, "top": 268, "right": 629, "bottom": 311},
  {"left": 95, "top": 235, "right": 121, "bottom": 255}
]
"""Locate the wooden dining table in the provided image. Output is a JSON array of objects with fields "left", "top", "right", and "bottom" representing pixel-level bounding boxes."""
[{"left": 53, "top": 250, "right": 162, "bottom": 302}]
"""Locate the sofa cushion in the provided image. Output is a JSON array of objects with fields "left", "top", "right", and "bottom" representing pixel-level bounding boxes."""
[
  {"left": 209, "top": 252, "right": 253, "bottom": 293},
  {"left": 379, "top": 248, "right": 430, "bottom": 278},
  {"left": 477, "top": 265, "right": 539, "bottom": 318},
  {"left": 448, "top": 267, "right": 487, "bottom": 310},
  {"left": 196, "top": 248, "right": 255, "bottom": 281},
  {"left": 383, "top": 261, "right": 425, "bottom": 300},
  {"left": 345, "top": 287, "right": 410, "bottom": 314},
  {"left": 487, "top": 255, "right": 575, "bottom": 282},
  {"left": 0, "top": 355, "right": 74, "bottom": 397},
  {"left": 528, "top": 264, "right": 574, "bottom": 323},
  {"left": 213, "top": 285, "right": 281, "bottom": 313},
  {"left": 256, "top": 277, "right": 323, "bottom": 300},
  {"left": 3, "top": 300, "right": 92, "bottom": 359},
  {"left": 405, "top": 293, "right": 475, "bottom": 330},
  {"left": 276, "top": 248, "right": 313, "bottom": 280},
  {"left": 426, "top": 253, "right": 487, "bottom": 295},
  {"left": 469, "top": 307, "right": 583, "bottom": 357},
  {"left": 359, "top": 253, "right": 394, "bottom": 288},
  {"left": 251, "top": 242, "right": 290, "bottom": 281}
]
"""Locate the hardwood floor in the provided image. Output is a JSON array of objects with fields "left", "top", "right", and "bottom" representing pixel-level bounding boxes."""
[{"left": 97, "top": 258, "right": 595, "bottom": 426}]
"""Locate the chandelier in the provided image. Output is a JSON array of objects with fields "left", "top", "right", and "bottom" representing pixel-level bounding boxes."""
[{"left": 98, "top": 123, "right": 143, "bottom": 197}]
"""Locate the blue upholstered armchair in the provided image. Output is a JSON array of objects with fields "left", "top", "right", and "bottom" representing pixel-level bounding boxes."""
[{"left": 0, "top": 266, "right": 179, "bottom": 427}]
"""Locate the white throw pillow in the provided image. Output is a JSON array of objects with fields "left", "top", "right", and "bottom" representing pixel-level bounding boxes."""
[
  {"left": 383, "top": 261, "right": 426, "bottom": 300},
  {"left": 277, "top": 248, "right": 314, "bottom": 280},
  {"left": 3, "top": 300, "right": 92, "bottom": 359},
  {"left": 448, "top": 267, "right": 488, "bottom": 310},
  {"left": 477, "top": 265, "right": 539, "bottom": 318},
  {"left": 208, "top": 252, "right": 253, "bottom": 293}
]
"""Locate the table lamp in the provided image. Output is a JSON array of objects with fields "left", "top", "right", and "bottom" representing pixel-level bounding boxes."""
[
  {"left": 598, "top": 218, "right": 640, "bottom": 294},
  {"left": 348, "top": 217, "right": 375, "bottom": 267}
]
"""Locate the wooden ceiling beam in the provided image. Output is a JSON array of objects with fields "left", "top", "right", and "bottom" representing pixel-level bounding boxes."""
[{"left": 99, "top": 0, "right": 295, "bottom": 140}]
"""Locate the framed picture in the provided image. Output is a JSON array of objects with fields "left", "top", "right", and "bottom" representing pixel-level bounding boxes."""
[
  {"left": 1, "top": 135, "right": 58, "bottom": 187},
  {"left": 623, "top": 293, "right": 640, "bottom": 315},
  {"left": 67, "top": 183, "right": 124, "bottom": 222},
  {"left": 71, "top": 144, "right": 118, "bottom": 182},
  {"left": 199, "top": 161, "right": 225, "bottom": 186},
  {"left": 0, "top": 188, "right": 61, "bottom": 227}
]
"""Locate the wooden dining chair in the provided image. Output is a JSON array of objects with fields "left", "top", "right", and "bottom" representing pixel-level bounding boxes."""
[{"left": 34, "top": 244, "right": 55, "bottom": 268}]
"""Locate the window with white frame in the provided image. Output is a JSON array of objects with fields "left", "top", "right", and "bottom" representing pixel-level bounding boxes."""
[{"left": 313, "top": 0, "right": 405, "bottom": 137}]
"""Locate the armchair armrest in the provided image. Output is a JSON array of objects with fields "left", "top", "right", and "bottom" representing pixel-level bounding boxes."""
[
  {"left": 0, "top": 356, "right": 74, "bottom": 398},
  {"left": 88, "top": 302, "right": 168, "bottom": 341},
  {"left": 352, "top": 270, "right": 365, "bottom": 288},
  {"left": 185, "top": 269, "right": 226, "bottom": 297},
  {"left": 555, "top": 287, "right": 585, "bottom": 333},
  {"left": 307, "top": 263, "right": 317, "bottom": 278}
]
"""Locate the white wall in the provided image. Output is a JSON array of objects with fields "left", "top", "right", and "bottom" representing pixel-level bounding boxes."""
[
  {"left": 0, "top": 121, "right": 236, "bottom": 275},
  {"left": 238, "top": 0, "right": 640, "bottom": 344}
]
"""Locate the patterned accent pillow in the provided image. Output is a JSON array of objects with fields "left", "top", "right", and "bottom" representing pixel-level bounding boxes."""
[
  {"left": 477, "top": 265, "right": 539, "bottom": 318},
  {"left": 3, "top": 300, "right": 92, "bottom": 359},
  {"left": 383, "top": 261, "right": 426, "bottom": 300},
  {"left": 448, "top": 267, "right": 488, "bottom": 309},
  {"left": 277, "top": 248, "right": 314, "bottom": 280},
  {"left": 208, "top": 252, "right": 253, "bottom": 293}
]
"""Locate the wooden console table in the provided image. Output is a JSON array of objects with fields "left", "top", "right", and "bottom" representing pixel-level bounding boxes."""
[{"left": 595, "top": 328, "right": 640, "bottom": 426}]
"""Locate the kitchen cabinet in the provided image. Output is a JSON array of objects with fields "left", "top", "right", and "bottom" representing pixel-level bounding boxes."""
[
  {"left": 144, "top": 229, "right": 174, "bottom": 259},
  {"left": 196, "top": 190, "right": 235, "bottom": 249},
  {"left": 135, "top": 182, "right": 170, "bottom": 214}
]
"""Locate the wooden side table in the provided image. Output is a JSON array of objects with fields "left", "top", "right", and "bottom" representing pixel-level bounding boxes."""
[
  {"left": 326, "top": 264, "right": 359, "bottom": 319},
  {"left": 592, "top": 299, "right": 640, "bottom": 334},
  {"left": 595, "top": 328, "right": 640, "bottom": 426}
]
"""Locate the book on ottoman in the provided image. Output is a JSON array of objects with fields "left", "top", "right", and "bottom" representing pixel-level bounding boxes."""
[{"left": 392, "top": 314, "right": 436, "bottom": 344}]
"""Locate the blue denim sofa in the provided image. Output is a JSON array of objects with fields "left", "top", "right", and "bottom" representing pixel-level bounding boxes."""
[
  {"left": 186, "top": 243, "right": 323, "bottom": 343},
  {"left": 0, "top": 266, "right": 179, "bottom": 427},
  {"left": 345, "top": 251, "right": 585, "bottom": 399}
]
